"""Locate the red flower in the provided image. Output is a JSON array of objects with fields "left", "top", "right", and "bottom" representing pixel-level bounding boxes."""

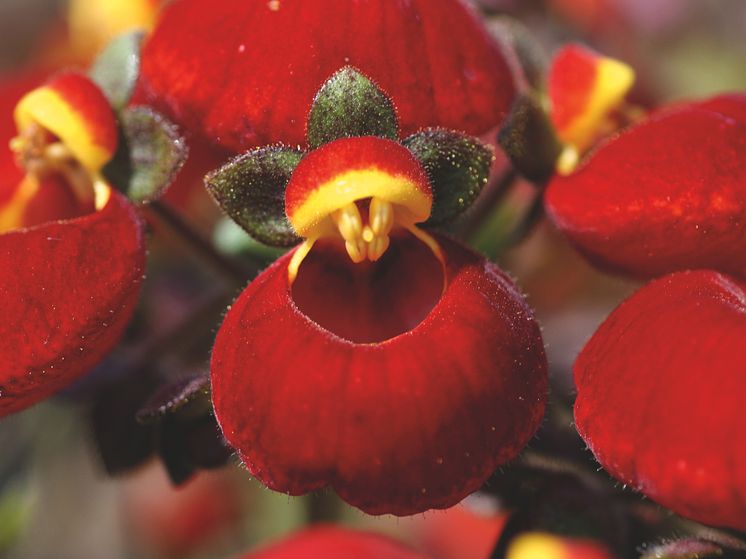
[
  {"left": 208, "top": 69, "right": 548, "bottom": 514},
  {"left": 0, "top": 72, "right": 145, "bottom": 417},
  {"left": 574, "top": 270, "right": 746, "bottom": 531},
  {"left": 545, "top": 94, "right": 746, "bottom": 279},
  {"left": 240, "top": 527, "right": 428, "bottom": 559},
  {"left": 547, "top": 44, "right": 635, "bottom": 174},
  {"left": 135, "top": 0, "right": 516, "bottom": 152},
  {"left": 505, "top": 532, "right": 615, "bottom": 559}
]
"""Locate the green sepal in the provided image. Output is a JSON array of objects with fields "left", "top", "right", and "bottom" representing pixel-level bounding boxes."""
[
  {"left": 205, "top": 146, "right": 303, "bottom": 247},
  {"left": 307, "top": 66, "right": 398, "bottom": 149},
  {"left": 88, "top": 31, "right": 144, "bottom": 112},
  {"left": 498, "top": 93, "right": 562, "bottom": 184},
  {"left": 404, "top": 128, "right": 494, "bottom": 225},
  {"left": 103, "top": 106, "right": 188, "bottom": 203},
  {"left": 213, "top": 217, "right": 288, "bottom": 262},
  {"left": 136, "top": 375, "right": 212, "bottom": 425}
]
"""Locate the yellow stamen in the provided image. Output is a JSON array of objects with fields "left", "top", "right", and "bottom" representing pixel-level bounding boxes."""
[
  {"left": 556, "top": 146, "right": 580, "bottom": 176},
  {"left": 287, "top": 238, "right": 317, "bottom": 284},
  {"left": 288, "top": 196, "right": 447, "bottom": 289},
  {"left": 0, "top": 176, "right": 40, "bottom": 233},
  {"left": 11, "top": 124, "right": 97, "bottom": 206},
  {"left": 331, "top": 198, "right": 400, "bottom": 264},
  {"left": 334, "top": 202, "right": 363, "bottom": 242},
  {"left": 369, "top": 196, "right": 393, "bottom": 236}
]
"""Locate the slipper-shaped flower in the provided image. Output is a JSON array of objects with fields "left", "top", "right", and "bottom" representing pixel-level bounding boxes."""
[
  {"left": 135, "top": 0, "right": 516, "bottom": 152},
  {"left": 545, "top": 94, "right": 746, "bottom": 279},
  {"left": 208, "top": 68, "right": 548, "bottom": 515},
  {"left": 0, "top": 72, "right": 145, "bottom": 417},
  {"left": 497, "top": 43, "right": 636, "bottom": 183},
  {"left": 574, "top": 270, "right": 746, "bottom": 531}
]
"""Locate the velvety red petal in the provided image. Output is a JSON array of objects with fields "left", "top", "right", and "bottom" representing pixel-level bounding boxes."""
[
  {"left": 545, "top": 96, "right": 746, "bottom": 279},
  {"left": 574, "top": 270, "right": 746, "bottom": 531},
  {"left": 694, "top": 92, "right": 746, "bottom": 124},
  {"left": 136, "top": 0, "right": 515, "bottom": 151},
  {"left": 211, "top": 234, "right": 547, "bottom": 515},
  {"left": 242, "top": 527, "right": 427, "bottom": 559},
  {"left": 0, "top": 190, "right": 145, "bottom": 417}
]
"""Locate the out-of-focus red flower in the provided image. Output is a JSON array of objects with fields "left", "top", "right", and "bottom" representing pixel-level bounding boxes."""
[
  {"left": 547, "top": 0, "right": 621, "bottom": 34},
  {"left": 135, "top": 0, "right": 516, "bottom": 152},
  {"left": 240, "top": 527, "right": 428, "bottom": 559},
  {"left": 505, "top": 532, "right": 615, "bottom": 559},
  {"left": 548, "top": 44, "right": 636, "bottom": 174},
  {"left": 122, "top": 463, "right": 243, "bottom": 559},
  {"left": 545, "top": 94, "right": 746, "bottom": 279},
  {"left": 413, "top": 504, "right": 507, "bottom": 559},
  {"left": 574, "top": 270, "right": 746, "bottom": 531},
  {"left": 0, "top": 72, "right": 145, "bottom": 417}
]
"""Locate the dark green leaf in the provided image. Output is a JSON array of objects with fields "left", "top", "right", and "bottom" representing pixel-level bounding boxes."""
[
  {"left": 89, "top": 31, "right": 144, "bottom": 111},
  {"left": 404, "top": 128, "right": 494, "bottom": 225},
  {"left": 136, "top": 374, "right": 212, "bottom": 425},
  {"left": 498, "top": 93, "right": 562, "bottom": 184},
  {"left": 205, "top": 146, "right": 303, "bottom": 247},
  {"left": 307, "top": 66, "right": 398, "bottom": 149},
  {"left": 103, "top": 106, "right": 188, "bottom": 203}
]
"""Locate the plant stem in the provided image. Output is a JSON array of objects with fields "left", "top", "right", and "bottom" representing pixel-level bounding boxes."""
[
  {"left": 462, "top": 167, "right": 519, "bottom": 239},
  {"left": 505, "top": 187, "right": 546, "bottom": 247},
  {"left": 148, "top": 200, "right": 256, "bottom": 284}
]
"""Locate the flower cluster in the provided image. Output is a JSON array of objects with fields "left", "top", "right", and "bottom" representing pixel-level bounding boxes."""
[{"left": 2, "top": 0, "right": 746, "bottom": 557}]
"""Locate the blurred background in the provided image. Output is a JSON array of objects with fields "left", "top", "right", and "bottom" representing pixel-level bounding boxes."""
[{"left": 0, "top": 1, "right": 745, "bottom": 558}]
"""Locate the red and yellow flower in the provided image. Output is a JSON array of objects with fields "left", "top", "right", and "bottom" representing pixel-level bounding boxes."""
[
  {"left": 547, "top": 44, "right": 637, "bottom": 174},
  {"left": 545, "top": 93, "right": 746, "bottom": 279},
  {"left": 208, "top": 67, "right": 548, "bottom": 516},
  {"left": 0, "top": 72, "right": 145, "bottom": 417}
]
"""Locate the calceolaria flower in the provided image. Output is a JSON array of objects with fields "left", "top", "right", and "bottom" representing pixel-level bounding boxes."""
[
  {"left": 0, "top": 72, "right": 145, "bottom": 418},
  {"left": 207, "top": 68, "right": 548, "bottom": 515},
  {"left": 574, "top": 270, "right": 746, "bottom": 531},
  {"left": 545, "top": 94, "right": 746, "bottom": 279},
  {"left": 497, "top": 43, "right": 636, "bottom": 184},
  {"left": 547, "top": 43, "right": 636, "bottom": 175}
]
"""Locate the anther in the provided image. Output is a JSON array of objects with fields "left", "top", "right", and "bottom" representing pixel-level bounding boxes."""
[
  {"left": 333, "top": 198, "right": 397, "bottom": 264},
  {"left": 334, "top": 203, "right": 363, "bottom": 242}
]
